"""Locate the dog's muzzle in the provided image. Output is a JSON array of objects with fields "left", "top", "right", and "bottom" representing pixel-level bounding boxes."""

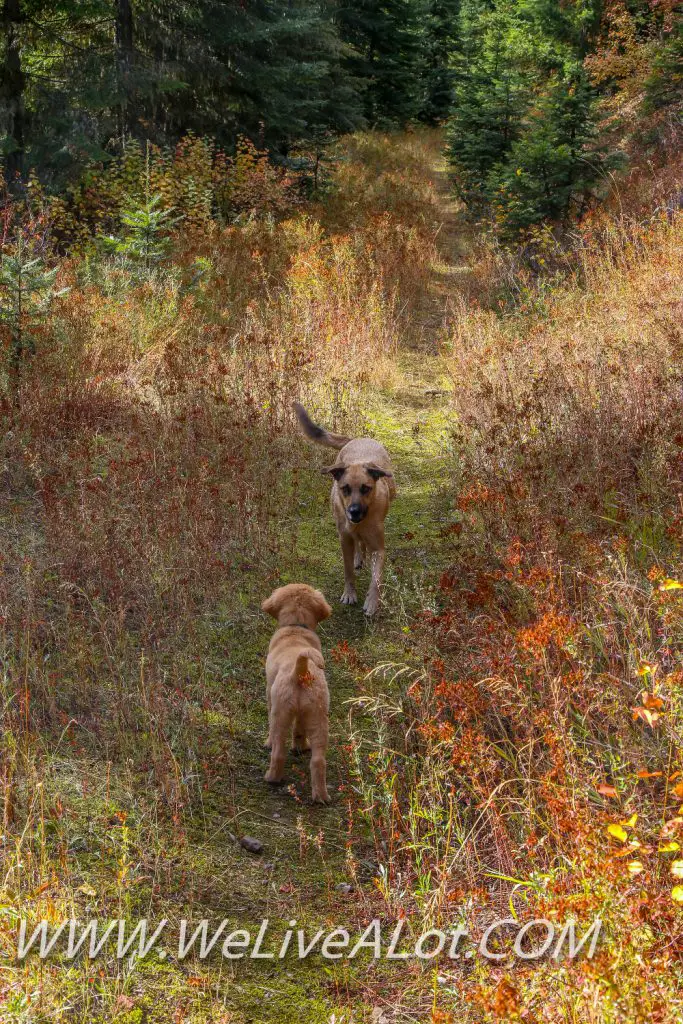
[{"left": 347, "top": 504, "right": 365, "bottom": 524}]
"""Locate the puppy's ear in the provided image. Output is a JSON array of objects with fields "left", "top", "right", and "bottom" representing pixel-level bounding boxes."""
[
  {"left": 312, "top": 589, "right": 332, "bottom": 622},
  {"left": 321, "top": 464, "right": 346, "bottom": 482},
  {"left": 365, "top": 463, "right": 393, "bottom": 481},
  {"left": 261, "top": 589, "right": 282, "bottom": 618}
]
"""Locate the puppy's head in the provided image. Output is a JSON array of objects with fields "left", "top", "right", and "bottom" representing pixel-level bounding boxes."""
[
  {"left": 322, "top": 462, "right": 392, "bottom": 524},
  {"left": 261, "top": 583, "right": 332, "bottom": 629}
]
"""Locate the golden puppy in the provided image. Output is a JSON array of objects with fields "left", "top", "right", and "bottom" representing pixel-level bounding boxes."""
[
  {"left": 261, "top": 583, "right": 333, "bottom": 803},
  {"left": 293, "top": 403, "right": 396, "bottom": 616}
]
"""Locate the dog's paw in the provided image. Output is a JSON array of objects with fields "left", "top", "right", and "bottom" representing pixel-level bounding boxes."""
[
  {"left": 340, "top": 587, "right": 357, "bottom": 605},
  {"left": 311, "top": 790, "right": 331, "bottom": 805},
  {"left": 363, "top": 592, "right": 380, "bottom": 616},
  {"left": 264, "top": 770, "right": 284, "bottom": 785}
]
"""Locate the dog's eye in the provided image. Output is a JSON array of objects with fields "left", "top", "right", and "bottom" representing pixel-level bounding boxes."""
[
  {"left": 360, "top": 485, "right": 372, "bottom": 495},
  {"left": 341, "top": 485, "right": 351, "bottom": 496}
]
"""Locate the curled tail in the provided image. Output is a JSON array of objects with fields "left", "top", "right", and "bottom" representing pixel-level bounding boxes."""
[
  {"left": 293, "top": 402, "right": 351, "bottom": 450},
  {"left": 294, "top": 653, "right": 313, "bottom": 685}
]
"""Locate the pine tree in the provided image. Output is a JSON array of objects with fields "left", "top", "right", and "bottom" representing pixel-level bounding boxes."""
[
  {"left": 338, "top": 0, "right": 429, "bottom": 126},
  {"left": 0, "top": 0, "right": 26, "bottom": 181},
  {"left": 420, "top": 0, "right": 461, "bottom": 124},
  {"left": 488, "top": 64, "right": 615, "bottom": 231},
  {"left": 0, "top": 239, "right": 65, "bottom": 374},
  {"left": 99, "top": 194, "right": 177, "bottom": 278},
  {"left": 447, "top": 0, "right": 531, "bottom": 209},
  {"left": 644, "top": 15, "right": 683, "bottom": 114},
  {"left": 447, "top": 0, "right": 617, "bottom": 231}
]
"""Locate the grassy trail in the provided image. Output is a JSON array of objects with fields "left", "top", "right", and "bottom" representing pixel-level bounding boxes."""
[{"left": 194, "top": 159, "right": 462, "bottom": 1021}]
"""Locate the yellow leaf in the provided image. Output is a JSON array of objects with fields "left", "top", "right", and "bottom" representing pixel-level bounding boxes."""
[
  {"left": 672, "top": 782, "right": 683, "bottom": 800},
  {"left": 671, "top": 886, "right": 683, "bottom": 903},
  {"left": 77, "top": 883, "right": 97, "bottom": 897},
  {"left": 621, "top": 813, "right": 638, "bottom": 828},
  {"left": 659, "top": 579, "right": 683, "bottom": 591},
  {"left": 607, "top": 824, "right": 629, "bottom": 843},
  {"left": 671, "top": 861, "right": 683, "bottom": 878},
  {"left": 659, "top": 842, "right": 681, "bottom": 853},
  {"left": 627, "top": 860, "right": 644, "bottom": 875},
  {"left": 638, "top": 662, "right": 658, "bottom": 676},
  {"left": 632, "top": 706, "right": 660, "bottom": 727}
]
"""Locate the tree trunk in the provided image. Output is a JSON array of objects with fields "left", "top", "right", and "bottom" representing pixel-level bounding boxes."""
[
  {"left": 1, "top": 0, "right": 26, "bottom": 182},
  {"left": 115, "top": 0, "right": 135, "bottom": 138}
]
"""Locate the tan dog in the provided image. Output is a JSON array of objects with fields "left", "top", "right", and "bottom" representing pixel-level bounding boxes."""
[
  {"left": 293, "top": 403, "right": 396, "bottom": 616},
  {"left": 261, "top": 583, "right": 333, "bottom": 803}
]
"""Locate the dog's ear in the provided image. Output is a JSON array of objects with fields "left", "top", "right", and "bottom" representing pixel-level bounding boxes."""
[
  {"left": 365, "top": 463, "right": 393, "bottom": 481},
  {"left": 321, "top": 464, "right": 346, "bottom": 482},
  {"left": 312, "top": 589, "right": 332, "bottom": 622},
  {"left": 261, "top": 589, "right": 283, "bottom": 618}
]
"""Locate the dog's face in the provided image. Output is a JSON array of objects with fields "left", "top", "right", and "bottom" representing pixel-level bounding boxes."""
[
  {"left": 322, "top": 462, "right": 392, "bottom": 524},
  {"left": 261, "top": 583, "right": 332, "bottom": 626}
]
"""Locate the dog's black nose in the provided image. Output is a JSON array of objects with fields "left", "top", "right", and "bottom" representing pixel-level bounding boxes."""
[{"left": 347, "top": 504, "right": 363, "bottom": 522}]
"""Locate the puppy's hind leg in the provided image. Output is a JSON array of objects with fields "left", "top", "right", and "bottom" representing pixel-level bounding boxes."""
[
  {"left": 265, "top": 705, "right": 294, "bottom": 785},
  {"left": 292, "top": 718, "right": 310, "bottom": 754},
  {"left": 264, "top": 686, "right": 273, "bottom": 748},
  {"left": 307, "top": 720, "right": 330, "bottom": 804}
]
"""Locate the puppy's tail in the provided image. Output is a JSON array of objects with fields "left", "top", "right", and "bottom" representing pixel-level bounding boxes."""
[
  {"left": 293, "top": 402, "right": 351, "bottom": 450},
  {"left": 294, "top": 653, "right": 313, "bottom": 685}
]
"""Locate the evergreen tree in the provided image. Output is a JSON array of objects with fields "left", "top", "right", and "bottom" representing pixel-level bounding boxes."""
[
  {"left": 0, "top": 238, "right": 65, "bottom": 375},
  {"left": 0, "top": 0, "right": 678, "bottom": 214},
  {"left": 447, "top": 0, "right": 616, "bottom": 231},
  {"left": 644, "top": 14, "right": 683, "bottom": 114},
  {"left": 338, "top": 0, "right": 429, "bottom": 126},
  {"left": 488, "top": 63, "right": 615, "bottom": 231},
  {"left": 420, "top": 0, "right": 461, "bottom": 124},
  {"left": 0, "top": 0, "right": 26, "bottom": 181},
  {"left": 448, "top": 0, "right": 532, "bottom": 209}
]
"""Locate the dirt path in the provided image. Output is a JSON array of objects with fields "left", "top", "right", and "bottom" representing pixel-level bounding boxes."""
[{"left": 194, "top": 158, "right": 463, "bottom": 1021}]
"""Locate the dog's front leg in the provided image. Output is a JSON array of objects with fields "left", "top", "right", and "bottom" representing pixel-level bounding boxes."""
[
  {"left": 340, "top": 531, "right": 357, "bottom": 605},
  {"left": 363, "top": 539, "right": 385, "bottom": 616}
]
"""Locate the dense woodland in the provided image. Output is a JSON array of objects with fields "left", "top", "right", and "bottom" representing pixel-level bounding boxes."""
[{"left": 1, "top": 1, "right": 681, "bottom": 232}]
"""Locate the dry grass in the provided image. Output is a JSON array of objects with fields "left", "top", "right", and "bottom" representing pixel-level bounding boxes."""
[
  {"left": 345, "top": 199, "right": 683, "bottom": 1020},
  {"left": 0, "top": 128, "right": 681, "bottom": 1023}
]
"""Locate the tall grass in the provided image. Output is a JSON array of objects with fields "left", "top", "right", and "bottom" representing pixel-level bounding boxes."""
[{"left": 344, "top": 210, "right": 683, "bottom": 1020}]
